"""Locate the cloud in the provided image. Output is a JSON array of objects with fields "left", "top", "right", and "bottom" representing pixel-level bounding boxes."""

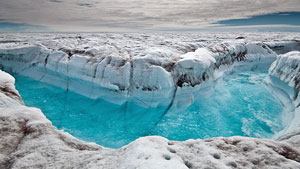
[
  {"left": 0, "top": 0, "right": 299, "bottom": 32},
  {"left": 48, "top": 0, "right": 63, "bottom": 3},
  {"left": 77, "top": 3, "right": 94, "bottom": 8}
]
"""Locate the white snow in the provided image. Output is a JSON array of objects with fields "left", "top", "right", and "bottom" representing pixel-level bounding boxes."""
[{"left": 178, "top": 48, "right": 216, "bottom": 69}]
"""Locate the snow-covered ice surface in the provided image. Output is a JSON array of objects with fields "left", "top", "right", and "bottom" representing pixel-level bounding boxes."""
[{"left": 0, "top": 32, "right": 300, "bottom": 168}]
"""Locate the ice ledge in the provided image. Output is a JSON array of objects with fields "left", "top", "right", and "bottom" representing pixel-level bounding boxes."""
[
  {"left": 0, "top": 70, "right": 23, "bottom": 106},
  {"left": 1, "top": 68, "right": 300, "bottom": 168}
]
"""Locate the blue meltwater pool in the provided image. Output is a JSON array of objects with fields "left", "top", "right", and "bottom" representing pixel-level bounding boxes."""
[{"left": 14, "top": 70, "right": 284, "bottom": 148}]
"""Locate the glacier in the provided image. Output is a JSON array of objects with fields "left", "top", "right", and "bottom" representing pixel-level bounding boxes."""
[{"left": 0, "top": 32, "right": 300, "bottom": 168}]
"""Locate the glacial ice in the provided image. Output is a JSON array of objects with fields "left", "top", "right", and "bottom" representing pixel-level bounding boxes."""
[{"left": 1, "top": 32, "right": 300, "bottom": 168}]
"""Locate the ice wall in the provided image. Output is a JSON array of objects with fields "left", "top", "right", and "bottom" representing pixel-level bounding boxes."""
[
  {"left": 266, "top": 41, "right": 300, "bottom": 54},
  {"left": 0, "top": 34, "right": 278, "bottom": 107},
  {"left": 268, "top": 51, "right": 300, "bottom": 141}
]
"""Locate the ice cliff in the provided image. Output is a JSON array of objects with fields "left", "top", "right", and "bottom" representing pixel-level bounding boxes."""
[
  {"left": 0, "top": 33, "right": 288, "bottom": 106},
  {"left": 268, "top": 51, "right": 300, "bottom": 143},
  {"left": 1, "top": 32, "right": 300, "bottom": 168}
]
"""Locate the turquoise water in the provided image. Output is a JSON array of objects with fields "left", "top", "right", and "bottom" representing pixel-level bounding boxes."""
[{"left": 14, "top": 70, "right": 283, "bottom": 148}]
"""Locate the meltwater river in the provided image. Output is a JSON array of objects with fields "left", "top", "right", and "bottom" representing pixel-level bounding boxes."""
[{"left": 14, "top": 70, "right": 283, "bottom": 148}]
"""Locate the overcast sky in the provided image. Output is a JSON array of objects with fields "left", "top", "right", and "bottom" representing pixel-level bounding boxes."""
[{"left": 0, "top": 0, "right": 300, "bottom": 32}]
